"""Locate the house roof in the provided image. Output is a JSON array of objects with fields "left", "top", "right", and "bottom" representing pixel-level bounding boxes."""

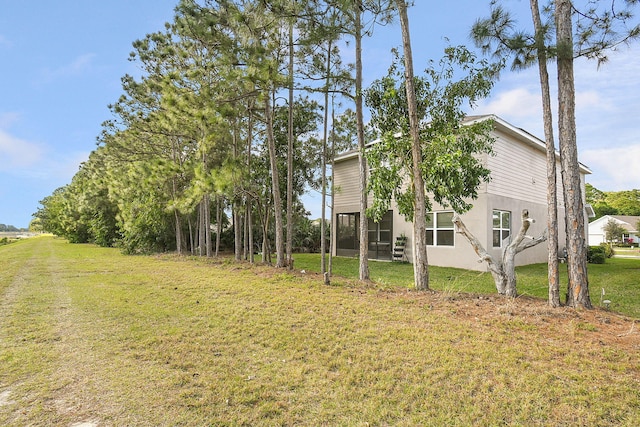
[
  {"left": 334, "top": 114, "right": 592, "bottom": 175},
  {"left": 609, "top": 215, "right": 640, "bottom": 232},
  {"left": 590, "top": 215, "right": 640, "bottom": 233}
]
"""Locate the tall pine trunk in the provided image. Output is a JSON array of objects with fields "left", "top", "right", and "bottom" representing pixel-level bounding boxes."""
[
  {"left": 286, "top": 18, "right": 294, "bottom": 269},
  {"left": 396, "top": 0, "right": 430, "bottom": 290},
  {"left": 530, "top": 0, "right": 560, "bottom": 307},
  {"left": 329, "top": 97, "right": 336, "bottom": 277},
  {"left": 555, "top": 0, "right": 591, "bottom": 308},
  {"left": 198, "top": 199, "right": 205, "bottom": 257},
  {"left": 355, "top": 3, "right": 369, "bottom": 281},
  {"left": 320, "top": 39, "right": 333, "bottom": 280},
  {"left": 247, "top": 106, "right": 255, "bottom": 264},
  {"left": 215, "top": 196, "right": 221, "bottom": 257},
  {"left": 265, "top": 94, "right": 286, "bottom": 268},
  {"left": 233, "top": 203, "right": 242, "bottom": 261},
  {"left": 204, "top": 193, "right": 212, "bottom": 257}
]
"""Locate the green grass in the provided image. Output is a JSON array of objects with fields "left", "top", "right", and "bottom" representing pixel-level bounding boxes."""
[
  {"left": 292, "top": 253, "right": 640, "bottom": 318},
  {"left": 1, "top": 236, "right": 639, "bottom": 426},
  {"left": 614, "top": 247, "right": 640, "bottom": 257}
]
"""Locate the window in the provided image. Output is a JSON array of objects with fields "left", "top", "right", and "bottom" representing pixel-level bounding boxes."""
[
  {"left": 426, "top": 211, "right": 454, "bottom": 246},
  {"left": 368, "top": 211, "right": 392, "bottom": 245},
  {"left": 493, "top": 210, "right": 511, "bottom": 247}
]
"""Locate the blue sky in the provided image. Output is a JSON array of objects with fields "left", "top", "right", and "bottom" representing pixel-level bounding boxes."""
[{"left": 1, "top": 1, "right": 639, "bottom": 228}]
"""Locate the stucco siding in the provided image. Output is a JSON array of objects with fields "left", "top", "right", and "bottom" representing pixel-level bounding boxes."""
[{"left": 416, "top": 195, "right": 560, "bottom": 271}]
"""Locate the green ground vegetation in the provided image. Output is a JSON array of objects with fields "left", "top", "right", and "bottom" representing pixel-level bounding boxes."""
[
  {"left": 294, "top": 253, "right": 640, "bottom": 318},
  {"left": 1, "top": 236, "right": 639, "bottom": 426}
]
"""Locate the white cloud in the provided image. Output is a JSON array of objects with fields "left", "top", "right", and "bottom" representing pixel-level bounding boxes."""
[
  {"left": 576, "top": 90, "right": 606, "bottom": 110},
  {"left": 35, "top": 53, "right": 96, "bottom": 84},
  {"left": 0, "top": 129, "right": 45, "bottom": 171},
  {"left": 475, "top": 87, "right": 542, "bottom": 119},
  {"left": 581, "top": 144, "right": 640, "bottom": 191}
]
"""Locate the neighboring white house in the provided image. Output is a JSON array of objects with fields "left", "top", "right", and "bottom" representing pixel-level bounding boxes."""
[
  {"left": 588, "top": 215, "right": 640, "bottom": 245},
  {"left": 332, "top": 114, "right": 592, "bottom": 271}
]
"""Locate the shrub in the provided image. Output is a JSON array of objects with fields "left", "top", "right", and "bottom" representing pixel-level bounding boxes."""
[
  {"left": 588, "top": 246, "right": 606, "bottom": 264},
  {"left": 599, "top": 243, "right": 614, "bottom": 258}
]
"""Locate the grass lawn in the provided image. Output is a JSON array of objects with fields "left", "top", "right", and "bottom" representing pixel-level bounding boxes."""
[
  {"left": 293, "top": 252, "right": 640, "bottom": 318},
  {"left": 1, "top": 236, "right": 639, "bottom": 426}
]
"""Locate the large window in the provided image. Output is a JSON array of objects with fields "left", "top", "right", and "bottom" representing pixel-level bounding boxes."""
[
  {"left": 493, "top": 210, "right": 511, "bottom": 248},
  {"left": 426, "top": 211, "right": 454, "bottom": 246}
]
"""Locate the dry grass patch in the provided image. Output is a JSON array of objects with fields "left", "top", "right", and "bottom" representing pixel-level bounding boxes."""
[{"left": 1, "top": 237, "right": 639, "bottom": 426}]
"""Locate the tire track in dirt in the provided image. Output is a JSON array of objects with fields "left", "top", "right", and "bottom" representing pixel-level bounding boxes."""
[{"left": 0, "top": 238, "right": 109, "bottom": 426}]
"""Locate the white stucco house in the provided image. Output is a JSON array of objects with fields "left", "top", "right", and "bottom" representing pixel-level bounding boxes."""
[
  {"left": 588, "top": 215, "right": 639, "bottom": 245},
  {"left": 332, "top": 114, "right": 592, "bottom": 271}
]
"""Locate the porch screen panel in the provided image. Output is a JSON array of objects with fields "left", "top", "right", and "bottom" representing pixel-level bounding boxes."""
[{"left": 337, "top": 213, "right": 358, "bottom": 250}]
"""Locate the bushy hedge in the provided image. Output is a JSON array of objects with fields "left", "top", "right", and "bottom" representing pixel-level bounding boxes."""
[
  {"left": 600, "top": 243, "right": 614, "bottom": 258},
  {"left": 588, "top": 246, "right": 606, "bottom": 264}
]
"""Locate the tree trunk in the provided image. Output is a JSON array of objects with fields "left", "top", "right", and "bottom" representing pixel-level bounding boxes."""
[
  {"left": 530, "top": 0, "right": 561, "bottom": 307},
  {"left": 261, "top": 206, "right": 272, "bottom": 265},
  {"left": 171, "top": 173, "right": 183, "bottom": 255},
  {"left": 198, "top": 198, "right": 205, "bottom": 257},
  {"left": 354, "top": 3, "right": 369, "bottom": 281},
  {"left": 244, "top": 201, "right": 249, "bottom": 260},
  {"left": 247, "top": 200, "right": 254, "bottom": 263},
  {"left": 188, "top": 217, "right": 194, "bottom": 255},
  {"left": 233, "top": 202, "right": 242, "bottom": 261},
  {"left": 329, "top": 96, "right": 336, "bottom": 277},
  {"left": 215, "top": 196, "right": 221, "bottom": 257},
  {"left": 205, "top": 194, "right": 212, "bottom": 257},
  {"left": 286, "top": 18, "right": 294, "bottom": 270},
  {"left": 454, "top": 211, "right": 546, "bottom": 297},
  {"left": 453, "top": 214, "right": 506, "bottom": 293},
  {"left": 502, "top": 210, "right": 535, "bottom": 297},
  {"left": 396, "top": 0, "right": 430, "bottom": 291},
  {"left": 247, "top": 106, "right": 255, "bottom": 264},
  {"left": 265, "top": 95, "right": 285, "bottom": 268},
  {"left": 320, "top": 39, "right": 332, "bottom": 280},
  {"left": 174, "top": 209, "right": 182, "bottom": 255},
  {"left": 555, "top": 0, "right": 591, "bottom": 308}
]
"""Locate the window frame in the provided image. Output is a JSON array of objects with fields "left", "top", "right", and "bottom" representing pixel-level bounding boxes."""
[
  {"left": 425, "top": 211, "right": 455, "bottom": 247},
  {"left": 492, "top": 209, "right": 511, "bottom": 248}
]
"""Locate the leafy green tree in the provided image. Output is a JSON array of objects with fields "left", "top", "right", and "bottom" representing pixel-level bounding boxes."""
[
  {"left": 365, "top": 46, "right": 501, "bottom": 290},
  {"left": 586, "top": 183, "right": 618, "bottom": 218},
  {"left": 606, "top": 190, "right": 640, "bottom": 216},
  {"left": 603, "top": 219, "right": 627, "bottom": 244},
  {"left": 35, "top": 187, "right": 68, "bottom": 236}
]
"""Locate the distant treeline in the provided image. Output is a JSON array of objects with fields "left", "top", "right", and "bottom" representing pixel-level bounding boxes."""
[{"left": 0, "top": 224, "right": 27, "bottom": 232}]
